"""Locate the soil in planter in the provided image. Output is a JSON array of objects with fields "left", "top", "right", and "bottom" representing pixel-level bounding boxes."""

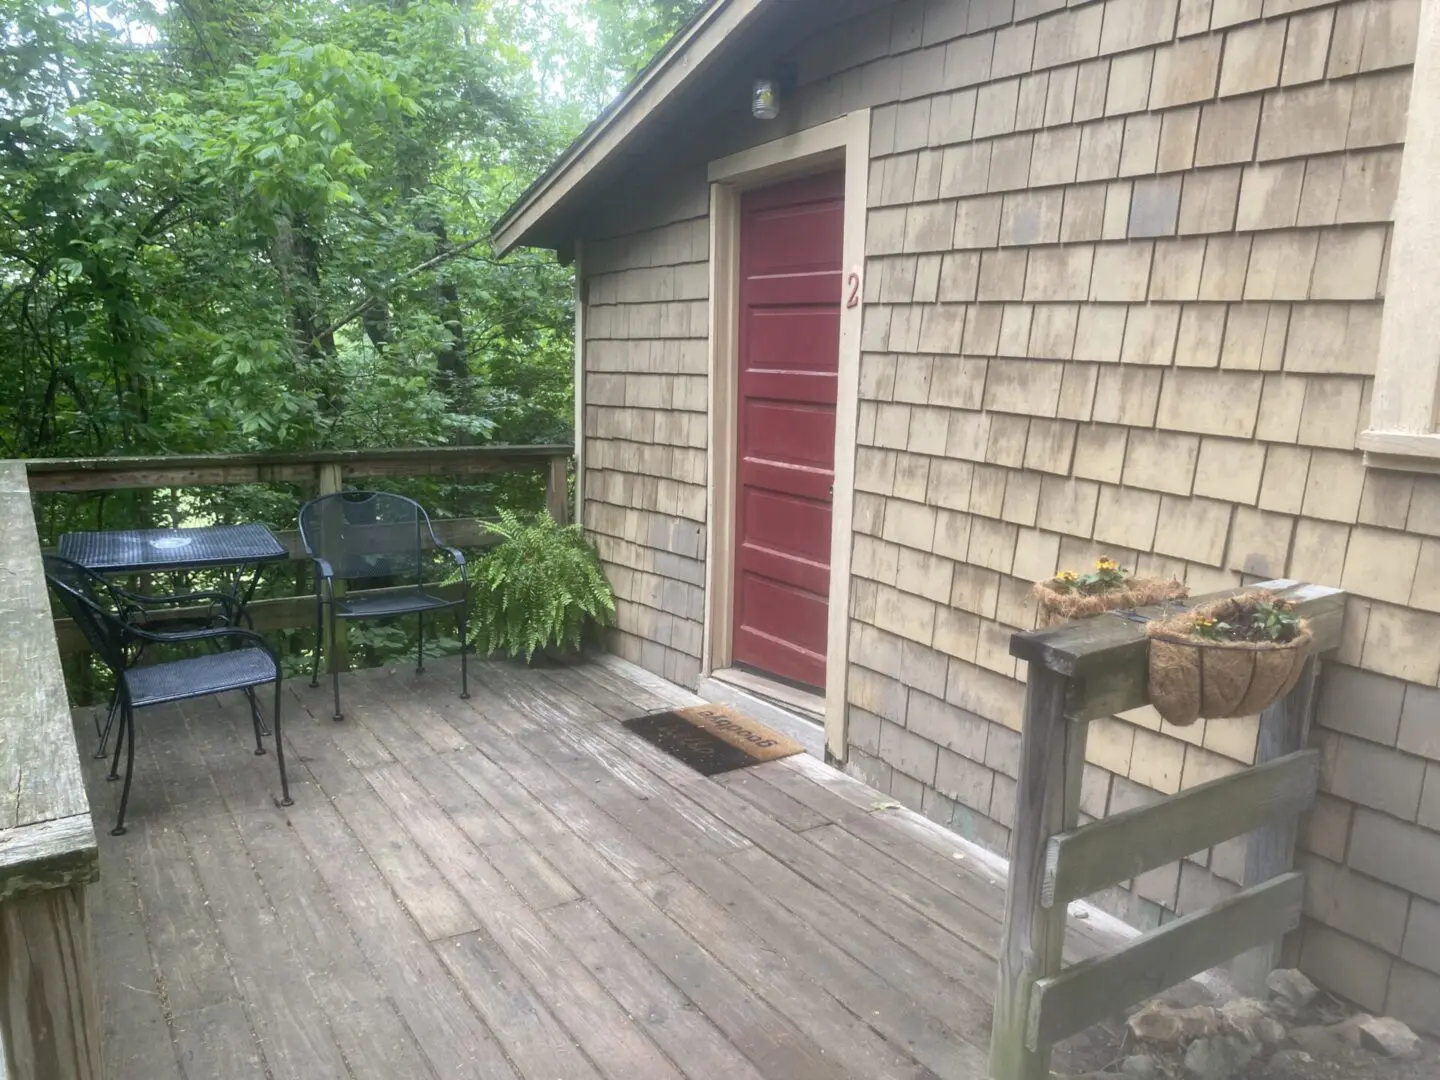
[{"left": 1189, "top": 597, "right": 1304, "bottom": 645}]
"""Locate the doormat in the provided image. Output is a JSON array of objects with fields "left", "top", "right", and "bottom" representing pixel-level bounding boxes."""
[{"left": 621, "top": 703, "right": 805, "bottom": 776}]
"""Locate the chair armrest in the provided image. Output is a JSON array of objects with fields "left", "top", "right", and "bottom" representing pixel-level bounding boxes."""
[
  {"left": 117, "top": 588, "right": 240, "bottom": 611},
  {"left": 126, "top": 622, "right": 278, "bottom": 658},
  {"left": 308, "top": 555, "right": 336, "bottom": 580},
  {"left": 427, "top": 544, "right": 467, "bottom": 584}
]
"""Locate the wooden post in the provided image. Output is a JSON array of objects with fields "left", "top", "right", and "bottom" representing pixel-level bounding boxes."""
[
  {"left": 545, "top": 454, "right": 570, "bottom": 525},
  {"left": 1230, "top": 654, "right": 1322, "bottom": 992},
  {"left": 990, "top": 666, "right": 1090, "bottom": 1080},
  {"left": 315, "top": 462, "right": 348, "bottom": 675},
  {"left": 0, "top": 885, "right": 102, "bottom": 1080}
]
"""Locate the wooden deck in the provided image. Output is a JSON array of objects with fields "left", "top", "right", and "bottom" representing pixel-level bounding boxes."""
[{"left": 78, "top": 655, "right": 1128, "bottom": 1080}]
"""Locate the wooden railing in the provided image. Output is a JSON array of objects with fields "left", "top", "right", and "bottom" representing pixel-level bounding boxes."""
[
  {"left": 988, "top": 580, "right": 1346, "bottom": 1080},
  {"left": 0, "top": 461, "right": 103, "bottom": 1080},
  {"left": 28, "top": 444, "right": 573, "bottom": 658}
]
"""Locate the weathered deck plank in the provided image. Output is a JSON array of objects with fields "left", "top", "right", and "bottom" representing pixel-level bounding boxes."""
[
  {"left": 587, "top": 878, "right": 854, "bottom": 1080},
  {"left": 330, "top": 784, "right": 481, "bottom": 940},
  {"left": 722, "top": 845, "right": 992, "bottom": 1033},
  {"left": 232, "top": 806, "right": 438, "bottom": 1080},
  {"left": 437, "top": 928, "right": 606, "bottom": 1080},
  {"left": 77, "top": 654, "right": 1142, "bottom": 1080},
  {"left": 285, "top": 797, "right": 519, "bottom": 1080},
  {"left": 127, "top": 818, "right": 238, "bottom": 1018},
  {"left": 638, "top": 871, "right": 935, "bottom": 1080},
  {"left": 678, "top": 853, "right": 990, "bottom": 1080},
  {"left": 544, "top": 898, "right": 771, "bottom": 1080},
  {"left": 182, "top": 813, "right": 351, "bottom": 1079}
]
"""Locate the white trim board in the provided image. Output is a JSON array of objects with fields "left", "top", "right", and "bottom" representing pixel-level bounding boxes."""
[
  {"left": 700, "top": 109, "right": 871, "bottom": 764},
  {"left": 1363, "top": 0, "right": 1440, "bottom": 461},
  {"left": 572, "top": 241, "right": 586, "bottom": 525}
]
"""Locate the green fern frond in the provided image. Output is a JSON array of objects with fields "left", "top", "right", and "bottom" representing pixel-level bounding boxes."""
[{"left": 447, "top": 510, "right": 616, "bottom": 662}]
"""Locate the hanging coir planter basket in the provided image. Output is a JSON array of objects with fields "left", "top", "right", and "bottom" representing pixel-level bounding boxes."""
[
  {"left": 1034, "top": 556, "right": 1188, "bottom": 626},
  {"left": 1145, "top": 592, "right": 1314, "bottom": 727}
]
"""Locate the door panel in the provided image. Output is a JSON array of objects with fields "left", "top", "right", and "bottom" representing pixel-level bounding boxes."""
[{"left": 732, "top": 171, "right": 844, "bottom": 689}]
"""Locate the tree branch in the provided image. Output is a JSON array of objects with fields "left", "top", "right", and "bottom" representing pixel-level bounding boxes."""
[{"left": 314, "top": 236, "right": 487, "bottom": 342}]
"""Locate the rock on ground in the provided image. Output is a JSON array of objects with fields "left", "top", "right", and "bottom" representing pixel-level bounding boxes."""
[
  {"left": 1184, "top": 1034, "right": 1259, "bottom": 1080},
  {"left": 1220, "top": 998, "right": 1286, "bottom": 1045},
  {"left": 1265, "top": 969, "right": 1320, "bottom": 1008},
  {"left": 1128, "top": 1002, "right": 1222, "bottom": 1045},
  {"left": 1120, "top": 1054, "right": 1160, "bottom": 1079},
  {"left": 1358, "top": 1016, "right": 1422, "bottom": 1060}
]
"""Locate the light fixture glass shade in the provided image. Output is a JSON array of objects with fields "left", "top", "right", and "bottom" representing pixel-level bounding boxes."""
[{"left": 752, "top": 79, "right": 780, "bottom": 120}]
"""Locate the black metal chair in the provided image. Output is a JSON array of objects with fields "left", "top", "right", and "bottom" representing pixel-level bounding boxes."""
[
  {"left": 44, "top": 555, "right": 293, "bottom": 836},
  {"left": 298, "top": 491, "right": 469, "bottom": 720},
  {"left": 90, "top": 583, "right": 251, "bottom": 758}
]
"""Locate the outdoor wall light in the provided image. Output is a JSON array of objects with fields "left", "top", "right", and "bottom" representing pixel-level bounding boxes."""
[{"left": 752, "top": 78, "right": 780, "bottom": 120}]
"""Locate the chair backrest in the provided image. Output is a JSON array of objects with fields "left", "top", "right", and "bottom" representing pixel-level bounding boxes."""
[
  {"left": 298, "top": 491, "right": 430, "bottom": 583},
  {"left": 43, "top": 555, "right": 131, "bottom": 672}
]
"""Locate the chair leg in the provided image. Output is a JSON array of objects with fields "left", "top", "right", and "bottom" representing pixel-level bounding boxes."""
[
  {"left": 274, "top": 679, "right": 293, "bottom": 808},
  {"left": 112, "top": 704, "right": 137, "bottom": 836},
  {"left": 245, "top": 688, "right": 267, "bottom": 755},
  {"left": 416, "top": 612, "right": 425, "bottom": 675},
  {"left": 459, "top": 595, "right": 470, "bottom": 701},
  {"left": 310, "top": 592, "right": 324, "bottom": 689},
  {"left": 107, "top": 697, "right": 127, "bottom": 781},
  {"left": 330, "top": 608, "right": 343, "bottom": 722},
  {"left": 96, "top": 685, "right": 121, "bottom": 759}
]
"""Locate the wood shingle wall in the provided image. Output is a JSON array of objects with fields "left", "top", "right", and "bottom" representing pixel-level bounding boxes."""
[
  {"left": 576, "top": 0, "right": 1439, "bottom": 1031},
  {"left": 583, "top": 183, "right": 711, "bottom": 688}
]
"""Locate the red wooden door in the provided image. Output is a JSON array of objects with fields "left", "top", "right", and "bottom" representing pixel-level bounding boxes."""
[{"left": 732, "top": 171, "right": 845, "bottom": 689}]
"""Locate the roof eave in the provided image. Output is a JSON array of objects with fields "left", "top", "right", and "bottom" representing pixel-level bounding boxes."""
[{"left": 492, "top": 0, "right": 773, "bottom": 256}]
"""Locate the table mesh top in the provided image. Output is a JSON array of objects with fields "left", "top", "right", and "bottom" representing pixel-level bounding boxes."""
[{"left": 59, "top": 524, "right": 288, "bottom": 574}]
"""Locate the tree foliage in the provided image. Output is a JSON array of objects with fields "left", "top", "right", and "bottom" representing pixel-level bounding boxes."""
[{"left": 0, "top": 0, "right": 699, "bottom": 469}]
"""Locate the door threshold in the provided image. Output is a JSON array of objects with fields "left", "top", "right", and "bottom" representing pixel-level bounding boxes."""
[
  {"left": 699, "top": 668, "right": 825, "bottom": 759},
  {"left": 710, "top": 667, "right": 824, "bottom": 719}
]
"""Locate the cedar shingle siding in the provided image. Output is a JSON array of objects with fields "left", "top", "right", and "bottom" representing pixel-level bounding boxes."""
[{"left": 576, "top": 0, "right": 1438, "bottom": 1031}]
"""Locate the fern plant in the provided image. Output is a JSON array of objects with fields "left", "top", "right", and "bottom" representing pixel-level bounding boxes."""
[{"left": 461, "top": 509, "right": 615, "bottom": 662}]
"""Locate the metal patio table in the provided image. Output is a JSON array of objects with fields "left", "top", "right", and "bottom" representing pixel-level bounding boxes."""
[{"left": 58, "top": 522, "right": 288, "bottom": 600}]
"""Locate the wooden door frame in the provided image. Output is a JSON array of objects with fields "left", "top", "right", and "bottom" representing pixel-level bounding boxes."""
[{"left": 701, "top": 109, "right": 871, "bottom": 762}]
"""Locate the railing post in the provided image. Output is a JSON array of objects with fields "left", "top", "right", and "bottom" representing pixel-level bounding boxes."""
[
  {"left": 545, "top": 454, "right": 569, "bottom": 525},
  {"left": 315, "top": 462, "right": 349, "bottom": 675},
  {"left": 0, "top": 884, "right": 103, "bottom": 1079},
  {"left": 1230, "top": 654, "right": 1323, "bottom": 992},
  {"left": 990, "top": 665, "right": 1090, "bottom": 1080}
]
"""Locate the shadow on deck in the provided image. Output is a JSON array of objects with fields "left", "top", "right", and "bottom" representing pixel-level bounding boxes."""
[{"left": 78, "top": 654, "right": 1129, "bottom": 1080}]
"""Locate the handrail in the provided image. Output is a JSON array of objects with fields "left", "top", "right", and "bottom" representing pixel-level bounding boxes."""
[
  {"left": 989, "top": 580, "right": 1346, "bottom": 1080},
  {"left": 24, "top": 443, "right": 573, "bottom": 492},
  {"left": 0, "top": 461, "right": 103, "bottom": 1079}
]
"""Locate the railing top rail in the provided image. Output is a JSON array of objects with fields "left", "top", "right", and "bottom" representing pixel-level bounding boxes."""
[
  {"left": 24, "top": 443, "right": 574, "bottom": 492},
  {"left": 1008, "top": 580, "right": 1346, "bottom": 722},
  {"left": 0, "top": 462, "right": 98, "bottom": 902}
]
